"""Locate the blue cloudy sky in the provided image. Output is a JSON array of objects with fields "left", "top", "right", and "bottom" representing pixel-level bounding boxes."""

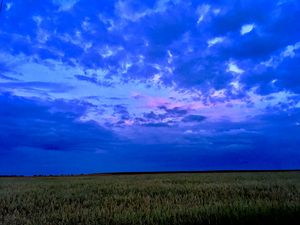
[{"left": 0, "top": 0, "right": 300, "bottom": 175}]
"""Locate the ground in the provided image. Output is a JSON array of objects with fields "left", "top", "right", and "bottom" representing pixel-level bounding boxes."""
[{"left": 0, "top": 172, "right": 299, "bottom": 225}]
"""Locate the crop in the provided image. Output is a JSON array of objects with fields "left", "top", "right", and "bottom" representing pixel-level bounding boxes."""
[{"left": 0, "top": 172, "right": 299, "bottom": 225}]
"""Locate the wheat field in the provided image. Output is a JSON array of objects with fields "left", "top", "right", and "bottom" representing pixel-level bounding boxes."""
[{"left": 0, "top": 172, "right": 299, "bottom": 225}]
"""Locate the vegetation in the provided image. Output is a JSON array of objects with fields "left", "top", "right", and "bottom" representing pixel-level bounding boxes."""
[{"left": 0, "top": 172, "right": 299, "bottom": 225}]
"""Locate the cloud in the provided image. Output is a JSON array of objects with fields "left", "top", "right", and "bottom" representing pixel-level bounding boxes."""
[
  {"left": 53, "top": 0, "right": 79, "bottom": 11},
  {"left": 159, "top": 106, "right": 188, "bottom": 116},
  {"left": 227, "top": 62, "right": 244, "bottom": 74},
  {"left": 1, "top": 93, "right": 300, "bottom": 174},
  {"left": 240, "top": 23, "right": 255, "bottom": 35},
  {"left": 0, "top": 81, "right": 73, "bottom": 93},
  {"left": 1, "top": 0, "right": 299, "bottom": 97},
  {"left": 142, "top": 122, "right": 170, "bottom": 127},
  {"left": 207, "top": 37, "right": 224, "bottom": 47},
  {"left": 182, "top": 115, "right": 206, "bottom": 123},
  {"left": 196, "top": 4, "right": 211, "bottom": 24},
  {"left": 74, "top": 74, "right": 114, "bottom": 87},
  {"left": 243, "top": 51, "right": 300, "bottom": 94},
  {"left": 0, "top": 74, "right": 18, "bottom": 81},
  {"left": 0, "top": 93, "right": 119, "bottom": 154},
  {"left": 113, "top": 104, "right": 130, "bottom": 120}
]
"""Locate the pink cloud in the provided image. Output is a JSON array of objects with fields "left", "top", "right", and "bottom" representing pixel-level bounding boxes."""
[{"left": 146, "top": 97, "right": 170, "bottom": 108}]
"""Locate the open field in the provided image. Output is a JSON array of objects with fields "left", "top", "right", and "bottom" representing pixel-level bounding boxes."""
[{"left": 0, "top": 171, "right": 299, "bottom": 225}]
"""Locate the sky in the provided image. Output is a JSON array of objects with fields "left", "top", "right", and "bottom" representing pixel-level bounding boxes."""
[{"left": 0, "top": 0, "right": 300, "bottom": 175}]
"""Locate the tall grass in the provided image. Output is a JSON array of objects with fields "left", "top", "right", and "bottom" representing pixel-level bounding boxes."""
[{"left": 0, "top": 172, "right": 299, "bottom": 225}]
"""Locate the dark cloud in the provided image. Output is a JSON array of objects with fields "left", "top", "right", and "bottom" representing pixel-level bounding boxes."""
[
  {"left": 1, "top": 93, "right": 300, "bottom": 174},
  {"left": 141, "top": 107, "right": 189, "bottom": 125},
  {"left": 182, "top": 115, "right": 206, "bottom": 122},
  {"left": 0, "top": 74, "right": 19, "bottom": 81},
  {"left": 243, "top": 55, "right": 300, "bottom": 94},
  {"left": 142, "top": 122, "right": 171, "bottom": 127},
  {"left": 159, "top": 106, "right": 188, "bottom": 116},
  {"left": 0, "top": 62, "right": 21, "bottom": 81},
  {"left": 74, "top": 74, "right": 114, "bottom": 87},
  {"left": 143, "top": 111, "right": 165, "bottom": 120},
  {"left": 0, "top": 93, "right": 119, "bottom": 154},
  {"left": 113, "top": 104, "right": 130, "bottom": 120}
]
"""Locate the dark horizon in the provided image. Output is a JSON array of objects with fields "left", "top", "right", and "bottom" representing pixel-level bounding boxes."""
[{"left": 1, "top": 169, "right": 300, "bottom": 177}]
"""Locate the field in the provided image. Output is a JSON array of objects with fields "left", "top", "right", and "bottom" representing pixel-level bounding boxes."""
[{"left": 0, "top": 171, "right": 299, "bottom": 225}]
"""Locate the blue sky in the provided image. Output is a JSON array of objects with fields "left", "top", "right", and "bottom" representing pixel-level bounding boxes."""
[{"left": 0, "top": 0, "right": 300, "bottom": 175}]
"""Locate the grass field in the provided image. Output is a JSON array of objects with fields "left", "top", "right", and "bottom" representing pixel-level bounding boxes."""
[{"left": 0, "top": 171, "right": 299, "bottom": 225}]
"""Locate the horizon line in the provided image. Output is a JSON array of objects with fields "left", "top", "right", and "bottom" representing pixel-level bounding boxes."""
[{"left": 1, "top": 169, "right": 300, "bottom": 177}]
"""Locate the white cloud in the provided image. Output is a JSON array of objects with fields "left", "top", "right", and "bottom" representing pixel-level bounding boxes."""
[
  {"left": 230, "top": 80, "right": 242, "bottom": 94},
  {"left": 212, "top": 8, "right": 221, "bottom": 15},
  {"left": 98, "top": 14, "right": 116, "bottom": 31},
  {"left": 271, "top": 79, "right": 277, "bottom": 85},
  {"left": 184, "top": 130, "right": 194, "bottom": 134},
  {"left": 207, "top": 37, "right": 224, "bottom": 47},
  {"left": 281, "top": 42, "right": 300, "bottom": 58},
  {"left": 152, "top": 74, "right": 162, "bottom": 83},
  {"left": 116, "top": 1, "right": 147, "bottom": 22},
  {"left": 99, "top": 46, "right": 114, "bottom": 58},
  {"left": 32, "top": 16, "right": 43, "bottom": 26},
  {"left": 115, "top": 0, "right": 170, "bottom": 22},
  {"left": 36, "top": 29, "right": 50, "bottom": 44},
  {"left": 5, "top": 2, "right": 13, "bottom": 11},
  {"left": 240, "top": 24, "right": 255, "bottom": 35},
  {"left": 262, "top": 41, "right": 300, "bottom": 68},
  {"left": 196, "top": 4, "right": 210, "bottom": 24},
  {"left": 210, "top": 89, "right": 226, "bottom": 98},
  {"left": 53, "top": 0, "right": 79, "bottom": 11},
  {"left": 167, "top": 50, "right": 173, "bottom": 64},
  {"left": 81, "top": 17, "right": 91, "bottom": 31},
  {"left": 227, "top": 62, "right": 244, "bottom": 74}
]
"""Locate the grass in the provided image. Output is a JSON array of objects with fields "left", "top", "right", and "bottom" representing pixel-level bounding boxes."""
[{"left": 0, "top": 171, "right": 299, "bottom": 225}]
